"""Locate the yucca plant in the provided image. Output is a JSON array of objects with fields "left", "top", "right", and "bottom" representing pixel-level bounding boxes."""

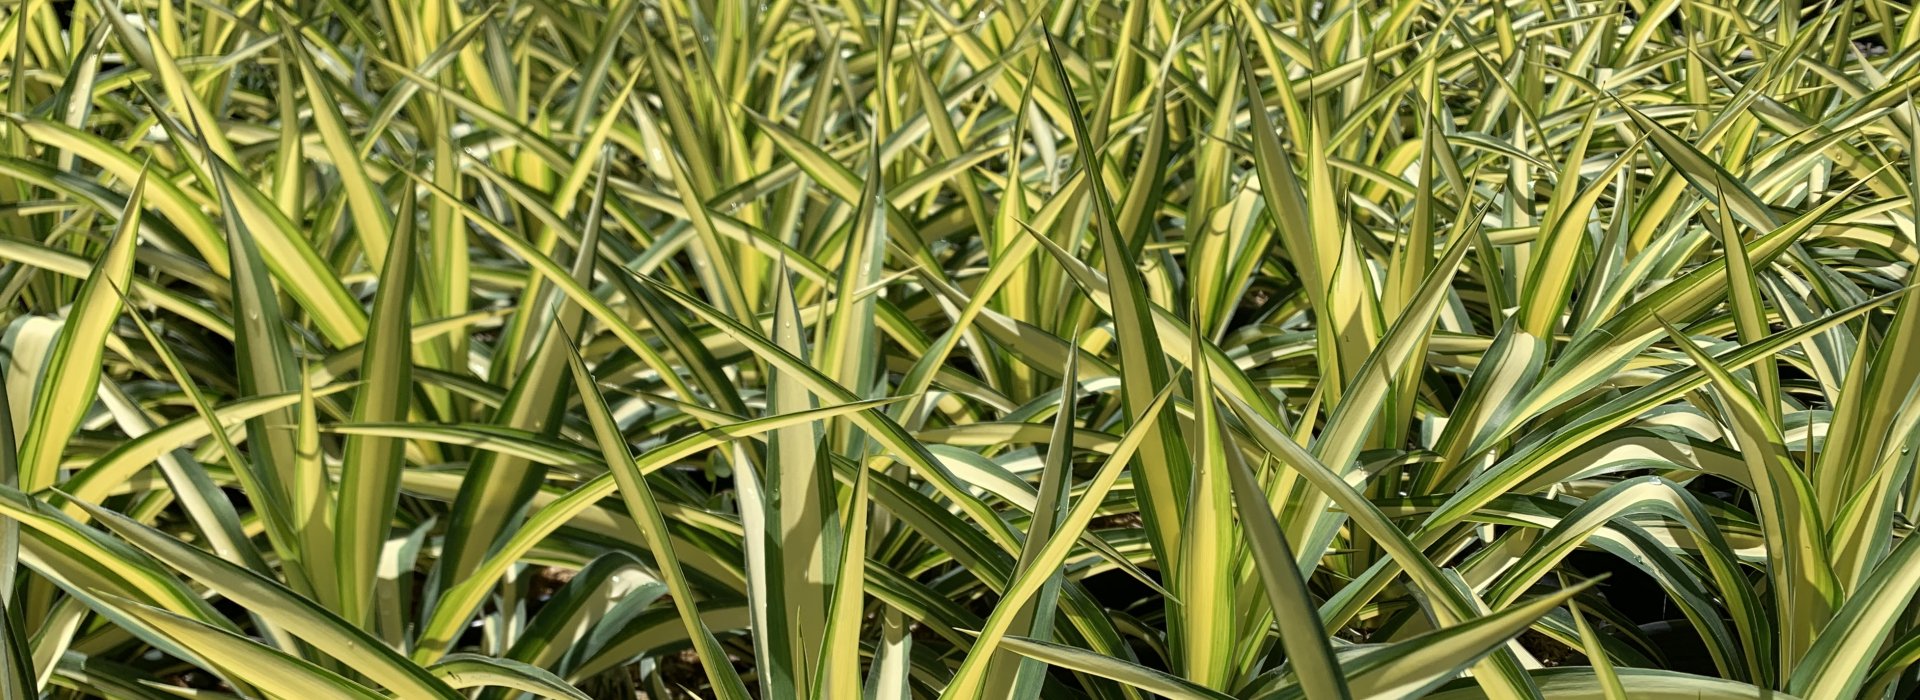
[{"left": 0, "top": 0, "right": 1915, "bottom": 697}]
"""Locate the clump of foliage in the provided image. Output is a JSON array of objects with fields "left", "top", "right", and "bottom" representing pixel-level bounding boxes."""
[{"left": 0, "top": 0, "right": 1915, "bottom": 698}]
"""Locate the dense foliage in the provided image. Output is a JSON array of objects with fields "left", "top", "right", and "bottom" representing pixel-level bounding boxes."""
[{"left": 0, "top": 0, "right": 1916, "bottom": 698}]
